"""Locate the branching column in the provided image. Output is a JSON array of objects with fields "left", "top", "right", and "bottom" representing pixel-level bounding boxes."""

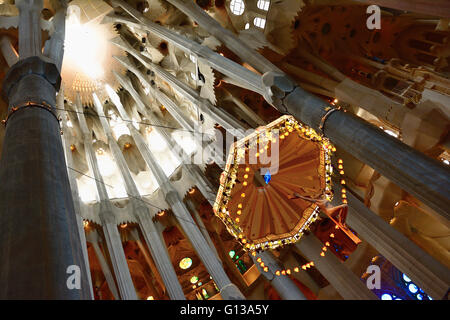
[
  {"left": 113, "top": 71, "right": 218, "bottom": 205},
  {"left": 111, "top": 38, "right": 246, "bottom": 133},
  {"left": 74, "top": 95, "right": 137, "bottom": 300},
  {"left": 92, "top": 94, "right": 186, "bottom": 300},
  {"left": 0, "top": 36, "right": 18, "bottom": 67},
  {"left": 295, "top": 234, "right": 378, "bottom": 300},
  {"left": 125, "top": 119, "right": 245, "bottom": 300},
  {"left": 114, "top": 55, "right": 223, "bottom": 166}
]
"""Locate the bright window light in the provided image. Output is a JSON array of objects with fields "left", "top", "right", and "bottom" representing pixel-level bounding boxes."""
[
  {"left": 230, "top": 0, "right": 245, "bottom": 15},
  {"left": 64, "top": 6, "right": 105, "bottom": 80},
  {"left": 381, "top": 293, "right": 392, "bottom": 300},
  {"left": 253, "top": 17, "right": 266, "bottom": 29},
  {"left": 257, "top": 0, "right": 270, "bottom": 11}
]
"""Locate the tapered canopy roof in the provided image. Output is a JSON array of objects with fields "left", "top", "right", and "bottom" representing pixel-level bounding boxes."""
[{"left": 214, "top": 116, "right": 336, "bottom": 251}]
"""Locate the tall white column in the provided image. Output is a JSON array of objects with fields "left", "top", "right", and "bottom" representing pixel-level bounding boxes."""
[
  {"left": 113, "top": 71, "right": 219, "bottom": 205},
  {"left": 295, "top": 234, "right": 378, "bottom": 300},
  {"left": 92, "top": 93, "right": 186, "bottom": 300},
  {"left": 16, "top": 0, "right": 43, "bottom": 59},
  {"left": 126, "top": 119, "right": 245, "bottom": 299},
  {"left": 185, "top": 198, "right": 220, "bottom": 259},
  {"left": 253, "top": 251, "right": 308, "bottom": 300},
  {"left": 111, "top": 38, "right": 246, "bottom": 134},
  {"left": 43, "top": 4, "right": 67, "bottom": 71},
  {"left": 86, "top": 230, "right": 120, "bottom": 300},
  {"left": 0, "top": 36, "right": 19, "bottom": 67},
  {"left": 75, "top": 95, "right": 137, "bottom": 300},
  {"left": 114, "top": 55, "right": 223, "bottom": 166},
  {"left": 59, "top": 91, "right": 94, "bottom": 300},
  {"left": 129, "top": 228, "right": 167, "bottom": 296},
  {"left": 101, "top": 87, "right": 244, "bottom": 298}
]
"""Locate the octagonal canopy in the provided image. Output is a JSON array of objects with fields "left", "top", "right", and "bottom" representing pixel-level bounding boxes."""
[{"left": 213, "top": 116, "right": 335, "bottom": 251}]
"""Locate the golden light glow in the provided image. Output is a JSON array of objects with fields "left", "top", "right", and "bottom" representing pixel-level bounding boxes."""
[
  {"left": 179, "top": 257, "right": 193, "bottom": 270},
  {"left": 64, "top": 7, "right": 105, "bottom": 80}
]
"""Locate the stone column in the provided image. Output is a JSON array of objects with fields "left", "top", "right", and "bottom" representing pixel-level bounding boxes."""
[
  {"left": 253, "top": 251, "right": 307, "bottom": 300},
  {"left": 127, "top": 121, "right": 245, "bottom": 300},
  {"left": 16, "top": 0, "right": 43, "bottom": 59},
  {"left": 86, "top": 230, "right": 120, "bottom": 300},
  {"left": 114, "top": 55, "right": 223, "bottom": 167},
  {"left": 43, "top": 4, "right": 67, "bottom": 72},
  {"left": 280, "top": 82, "right": 450, "bottom": 222},
  {"left": 93, "top": 93, "right": 186, "bottom": 300},
  {"left": 344, "top": 191, "right": 450, "bottom": 300},
  {"left": 166, "top": 0, "right": 281, "bottom": 74},
  {"left": 74, "top": 96, "right": 137, "bottom": 300},
  {"left": 295, "top": 234, "right": 378, "bottom": 300},
  {"left": 185, "top": 199, "right": 220, "bottom": 259},
  {"left": 59, "top": 97, "right": 94, "bottom": 299},
  {"left": 0, "top": 36, "right": 18, "bottom": 67},
  {"left": 108, "top": 0, "right": 264, "bottom": 95},
  {"left": 0, "top": 1, "right": 89, "bottom": 298},
  {"left": 111, "top": 38, "right": 246, "bottom": 134},
  {"left": 129, "top": 228, "right": 166, "bottom": 297},
  {"left": 112, "top": 71, "right": 218, "bottom": 205}
]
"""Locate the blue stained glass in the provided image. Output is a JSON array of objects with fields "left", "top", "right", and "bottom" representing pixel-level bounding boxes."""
[
  {"left": 402, "top": 273, "right": 412, "bottom": 282},
  {"left": 417, "top": 294, "right": 423, "bottom": 300},
  {"left": 381, "top": 294, "right": 393, "bottom": 300},
  {"left": 408, "top": 284, "right": 418, "bottom": 294},
  {"left": 264, "top": 171, "right": 271, "bottom": 184}
]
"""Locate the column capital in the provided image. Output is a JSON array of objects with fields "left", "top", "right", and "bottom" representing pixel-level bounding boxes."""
[{"left": 2, "top": 56, "right": 61, "bottom": 106}]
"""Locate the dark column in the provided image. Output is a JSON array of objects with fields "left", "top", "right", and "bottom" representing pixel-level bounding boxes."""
[
  {"left": 282, "top": 85, "right": 450, "bottom": 221},
  {"left": 0, "top": 57, "right": 90, "bottom": 299}
]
